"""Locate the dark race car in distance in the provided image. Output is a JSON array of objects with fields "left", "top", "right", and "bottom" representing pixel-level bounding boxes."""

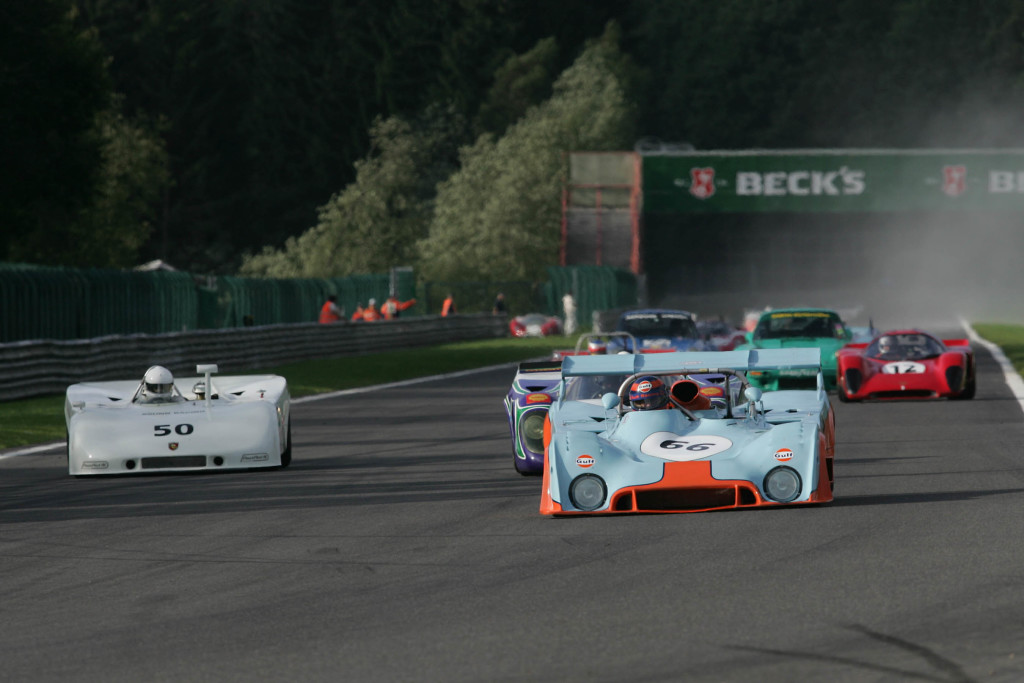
[
  {"left": 835, "top": 330, "right": 975, "bottom": 401},
  {"left": 697, "top": 319, "right": 748, "bottom": 351},
  {"left": 608, "top": 309, "right": 711, "bottom": 353}
]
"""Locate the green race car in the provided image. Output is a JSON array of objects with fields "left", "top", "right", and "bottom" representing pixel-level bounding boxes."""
[{"left": 735, "top": 308, "right": 856, "bottom": 391}]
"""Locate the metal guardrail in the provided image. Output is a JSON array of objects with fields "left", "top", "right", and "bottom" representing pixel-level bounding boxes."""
[{"left": 0, "top": 314, "right": 506, "bottom": 401}]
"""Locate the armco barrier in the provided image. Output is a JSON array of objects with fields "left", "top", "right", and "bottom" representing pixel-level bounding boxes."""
[{"left": 0, "top": 314, "right": 506, "bottom": 401}]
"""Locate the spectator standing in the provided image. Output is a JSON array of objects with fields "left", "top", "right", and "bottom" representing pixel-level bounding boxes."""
[
  {"left": 361, "top": 298, "right": 382, "bottom": 321},
  {"left": 441, "top": 293, "right": 457, "bottom": 317},
  {"left": 319, "top": 295, "right": 343, "bottom": 324},
  {"left": 562, "top": 292, "right": 577, "bottom": 335},
  {"left": 492, "top": 293, "right": 507, "bottom": 315},
  {"left": 381, "top": 296, "right": 417, "bottom": 319},
  {"left": 350, "top": 303, "right": 364, "bottom": 321}
]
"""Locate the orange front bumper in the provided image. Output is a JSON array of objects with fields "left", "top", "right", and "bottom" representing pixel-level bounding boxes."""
[{"left": 541, "top": 459, "right": 832, "bottom": 515}]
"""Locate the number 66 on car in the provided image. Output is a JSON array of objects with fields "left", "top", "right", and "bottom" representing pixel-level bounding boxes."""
[{"left": 64, "top": 364, "right": 291, "bottom": 475}]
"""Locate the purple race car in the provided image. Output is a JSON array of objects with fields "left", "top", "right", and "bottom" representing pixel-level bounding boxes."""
[{"left": 503, "top": 361, "right": 562, "bottom": 475}]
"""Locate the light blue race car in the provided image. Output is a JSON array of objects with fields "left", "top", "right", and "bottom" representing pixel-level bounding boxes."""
[{"left": 539, "top": 349, "right": 836, "bottom": 515}]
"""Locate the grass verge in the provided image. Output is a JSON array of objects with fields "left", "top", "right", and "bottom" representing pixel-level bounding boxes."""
[
  {"left": 971, "top": 323, "right": 1024, "bottom": 375},
  {"left": 0, "top": 335, "right": 575, "bottom": 451}
]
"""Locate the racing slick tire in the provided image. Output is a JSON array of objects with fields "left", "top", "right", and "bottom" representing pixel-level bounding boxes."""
[
  {"left": 951, "top": 360, "right": 977, "bottom": 400},
  {"left": 279, "top": 420, "right": 292, "bottom": 467},
  {"left": 952, "top": 377, "right": 976, "bottom": 400},
  {"left": 514, "top": 459, "right": 539, "bottom": 477}
]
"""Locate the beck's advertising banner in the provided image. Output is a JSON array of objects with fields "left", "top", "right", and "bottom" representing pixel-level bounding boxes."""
[{"left": 642, "top": 150, "right": 1024, "bottom": 213}]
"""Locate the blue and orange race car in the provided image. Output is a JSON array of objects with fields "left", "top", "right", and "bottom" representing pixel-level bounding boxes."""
[
  {"left": 538, "top": 349, "right": 835, "bottom": 515},
  {"left": 506, "top": 334, "right": 745, "bottom": 476}
]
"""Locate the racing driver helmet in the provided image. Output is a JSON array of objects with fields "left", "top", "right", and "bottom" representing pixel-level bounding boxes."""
[
  {"left": 587, "top": 339, "right": 607, "bottom": 354},
  {"left": 143, "top": 365, "right": 175, "bottom": 400},
  {"left": 877, "top": 335, "right": 896, "bottom": 354},
  {"left": 629, "top": 375, "right": 668, "bottom": 410}
]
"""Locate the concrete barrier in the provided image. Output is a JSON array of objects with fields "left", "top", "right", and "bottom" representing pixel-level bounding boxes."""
[{"left": 0, "top": 314, "right": 507, "bottom": 401}]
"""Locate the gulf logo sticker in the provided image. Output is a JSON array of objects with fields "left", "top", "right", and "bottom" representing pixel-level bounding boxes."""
[
  {"left": 526, "top": 393, "right": 552, "bottom": 404},
  {"left": 636, "top": 380, "right": 652, "bottom": 393},
  {"left": 774, "top": 448, "right": 794, "bottom": 462},
  {"left": 576, "top": 455, "right": 595, "bottom": 468}
]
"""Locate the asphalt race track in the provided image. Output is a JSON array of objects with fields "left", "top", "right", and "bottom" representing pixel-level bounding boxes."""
[{"left": 2, "top": 336, "right": 1023, "bottom": 682}]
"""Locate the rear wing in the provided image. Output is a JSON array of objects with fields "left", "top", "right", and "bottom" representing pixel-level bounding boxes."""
[
  {"left": 841, "top": 342, "right": 869, "bottom": 350},
  {"left": 943, "top": 339, "right": 970, "bottom": 348},
  {"left": 516, "top": 360, "right": 562, "bottom": 375},
  {"left": 560, "top": 348, "right": 822, "bottom": 377}
]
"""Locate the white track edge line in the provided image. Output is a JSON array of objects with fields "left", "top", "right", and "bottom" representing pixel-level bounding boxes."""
[
  {"left": 2, "top": 361, "right": 521, "bottom": 459},
  {"left": 0, "top": 442, "right": 65, "bottom": 459},
  {"left": 291, "top": 362, "right": 518, "bottom": 404},
  {"left": 960, "top": 318, "right": 1024, "bottom": 418}
]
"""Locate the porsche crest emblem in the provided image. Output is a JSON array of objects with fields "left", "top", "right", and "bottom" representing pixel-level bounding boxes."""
[{"left": 168, "top": 442, "right": 179, "bottom": 451}]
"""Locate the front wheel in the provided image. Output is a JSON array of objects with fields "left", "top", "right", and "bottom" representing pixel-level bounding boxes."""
[
  {"left": 279, "top": 420, "right": 292, "bottom": 467},
  {"left": 953, "top": 377, "right": 976, "bottom": 400},
  {"left": 514, "top": 458, "right": 540, "bottom": 476}
]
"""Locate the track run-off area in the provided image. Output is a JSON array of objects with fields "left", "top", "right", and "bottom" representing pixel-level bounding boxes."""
[{"left": 1, "top": 324, "right": 1023, "bottom": 682}]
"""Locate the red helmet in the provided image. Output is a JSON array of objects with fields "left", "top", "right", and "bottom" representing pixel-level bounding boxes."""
[
  {"left": 587, "top": 339, "right": 607, "bottom": 354},
  {"left": 629, "top": 376, "right": 668, "bottom": 410}
]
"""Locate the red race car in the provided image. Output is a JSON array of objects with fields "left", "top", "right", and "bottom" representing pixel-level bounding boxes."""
[
  {"left": 835, "top": 330, "right": 976, "bottom": 401},
  {"left": 509, "top": 313, "right": 563, "bottom": 338}
]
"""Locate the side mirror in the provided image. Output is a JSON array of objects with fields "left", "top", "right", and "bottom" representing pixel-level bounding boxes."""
[
  {"left": 744, "top": 387, "right": 763, "bottom": 403},
  {"left": 601, "top": 392, "right": 620, "bottom": 410}
]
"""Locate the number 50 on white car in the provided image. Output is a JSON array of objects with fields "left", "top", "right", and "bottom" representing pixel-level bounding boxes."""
[{"left": 65, "top": 364, "right": 291, "bottom": 476}]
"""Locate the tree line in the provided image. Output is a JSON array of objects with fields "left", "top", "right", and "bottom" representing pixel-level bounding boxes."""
[{"left": 4, "top": 0, "right": 1024, "bottom": 279}]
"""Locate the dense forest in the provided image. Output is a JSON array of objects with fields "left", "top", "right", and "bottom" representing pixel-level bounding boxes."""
[{"left": 4, "top": 0, "right": 1024, "bottom": 279}]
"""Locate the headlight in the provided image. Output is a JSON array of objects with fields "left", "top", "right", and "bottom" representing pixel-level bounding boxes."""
[
  {"left": 569, "top": 474, "right": 607, "bottom": 511},
  {"left": 521, "top": 412, "right": 546, "bottom": 453},
  {"left": 763, "top": 466, "right": 802, "bottom": 503}
]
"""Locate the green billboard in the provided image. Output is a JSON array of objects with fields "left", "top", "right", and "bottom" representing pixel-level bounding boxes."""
[{"left": 642, "top": 150, "right": 1024, "bottom": 212}]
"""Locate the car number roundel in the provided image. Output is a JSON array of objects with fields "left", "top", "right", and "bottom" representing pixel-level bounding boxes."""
[
  {"left": 639, "top": 432, "right": 733, "bottom": 461},
  {"left": 882, "top": 361, "right": 926, "bottom": 375}
]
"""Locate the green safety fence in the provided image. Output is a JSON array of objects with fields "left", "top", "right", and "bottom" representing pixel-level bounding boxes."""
[
  {"left": 0, "top": 261, "right": 630, "bottom": 342},
  {"left": 0, "top": 263, "right": 414, "bottom": 343},
  {"left": 419, "top": 281, "right": 545, "bottom": 317},
  {"left": 0, "top": 263, "right": 199, "bottom": 342},
  {"left": 544, "top": 265, "right": 639, "bottom": 331},
  {"left": 210, "top": 272, "right": 412, "bottom": 327},
  {"left": 420, "top": 267, "right": 638, "bottom": 331}
]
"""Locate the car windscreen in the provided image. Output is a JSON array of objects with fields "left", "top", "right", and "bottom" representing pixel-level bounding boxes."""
[
  {"left": 753, "top": 311, "right": 844, "bottom": 340},
  {"left": 867, "top": 333, "right": 945, "bottom": 360},
  {"left": 618, "top": 313, "right": 698, "bottom": 339},
  {"left": 563, "top": 375, "right": 630, "bottom": 401}
]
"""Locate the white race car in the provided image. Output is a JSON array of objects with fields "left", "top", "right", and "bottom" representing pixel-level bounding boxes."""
[{"left": 65, "top": 364, "right": 291, "bottom": 476}]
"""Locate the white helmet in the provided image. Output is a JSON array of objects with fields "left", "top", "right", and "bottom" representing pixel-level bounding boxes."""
[{"left": 143, "top": 365, "right": 174, "bottom": 398}]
